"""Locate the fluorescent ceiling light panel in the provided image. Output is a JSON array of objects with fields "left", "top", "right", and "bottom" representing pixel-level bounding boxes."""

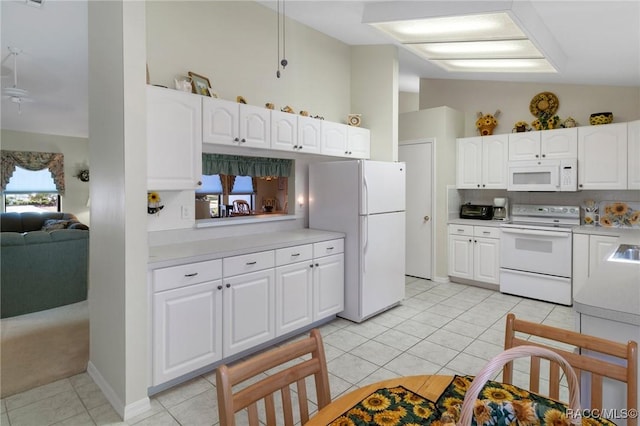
[
  {"left": 431, "top": 58, "right": 557, "bottom": 73},
  {"left": 371, "top": 12, "right": 526, "bottom": 43},
  {"left": 408, "top": 40, "right": 544, "bottom": 60},
  {"left": 369, "top": 11, "right": 557, "bottom": 74}
]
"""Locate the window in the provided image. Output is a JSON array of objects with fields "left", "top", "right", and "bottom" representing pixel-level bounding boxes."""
[
  {"left": 228, "top": 176, "right": 255, "bottom": 211},
  {"left": 3, "top": 166, "right": 60, "bottom": 212},
  {"left": 196, "top": 174, "right": 223, "bottom": 218}
]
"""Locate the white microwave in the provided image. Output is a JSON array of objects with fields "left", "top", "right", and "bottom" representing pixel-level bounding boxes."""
[{"left": 507, "top": 159, "right": 577, "bottom": 192}]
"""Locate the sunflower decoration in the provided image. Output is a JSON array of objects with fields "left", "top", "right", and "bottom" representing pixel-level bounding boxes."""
[
  {"left": 530, "top": 91, "right": 561, "bottom": 130},
  {"left": 330, "top": 387, "right": 438, "bottom": 425},
  {"left": 597, "top": 201, "right": 640, "bottom": 228},
  {"left": 147, "top": 191, "right": 164, "bottom": 215},
  {"left": 475, "top": 110, "right": 501, "bottom": 136}
]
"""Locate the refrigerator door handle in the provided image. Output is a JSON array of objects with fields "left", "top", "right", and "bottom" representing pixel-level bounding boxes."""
[
  {"left": 362, "top": 173, "right": 368, "bottom": 215},
  {"left": 362, "top": 215, "right": 368, "bottom": 273}
]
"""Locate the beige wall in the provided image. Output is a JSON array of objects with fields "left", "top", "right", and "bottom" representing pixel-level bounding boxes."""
[
  {"left": 420, "top": 79, "right": 640, "bottom": 137},
  {"left": 399, "top": 107, "right": 465, "bottom": 282},
  {"left": 146, "top": 1, "right": 351, "bottom": 124},
  {"left": 1, "top": 130, "right": 91, "bottom": 225},
  {"left": 399, "top": 92, "right": 419, "bottom": 113},
  {"left": 351, "top": 45, "right": 399, "bottom": 161}
]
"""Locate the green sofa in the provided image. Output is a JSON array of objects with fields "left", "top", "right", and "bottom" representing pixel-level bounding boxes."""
[{"left": 1, "top": 212, "right": 89, "bottom": 318}]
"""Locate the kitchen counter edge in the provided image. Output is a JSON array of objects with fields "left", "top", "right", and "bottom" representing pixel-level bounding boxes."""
[
  {"left": 572, "top": 226, "right": 640, "bottom": 237},
  {"left": 148, "top": 228, "right": 345, "bottom": 269},
  {"left": 447, "top": 218, "right": 504, "bottom": 227}
]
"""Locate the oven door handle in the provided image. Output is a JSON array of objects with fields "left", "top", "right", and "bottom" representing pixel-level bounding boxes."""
[{"left": 501, "top": 228, "right": 571, "bottom": 238}]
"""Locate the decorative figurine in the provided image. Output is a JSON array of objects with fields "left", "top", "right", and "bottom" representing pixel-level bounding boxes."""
[{"left": 475, "top": 110, "right": 501, "bottom": 136}]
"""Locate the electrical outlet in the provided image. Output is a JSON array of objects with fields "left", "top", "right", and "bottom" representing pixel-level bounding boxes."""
[{"left": 181, "top": 205, "right": 191, "bottom": 220}]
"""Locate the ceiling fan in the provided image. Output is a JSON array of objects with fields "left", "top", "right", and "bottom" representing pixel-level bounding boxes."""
[{"left": 2, "top": 46, "right": 33, "bottom": 113}]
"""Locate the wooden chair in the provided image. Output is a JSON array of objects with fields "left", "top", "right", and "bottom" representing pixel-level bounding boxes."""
[
  {"left": 232, "top": 200, "right": 251, "bottom": 215},
  {"left": 216, "top": 329, "right": 331, "bottom": 426},
  {"left": 504, "top": 313, "right": 637, "bottom": 425}
]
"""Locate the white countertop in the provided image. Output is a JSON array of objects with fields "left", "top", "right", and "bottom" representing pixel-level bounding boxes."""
[
  {"left": 574, "top": 233, "right": 640, "bottom": 326},
  {"left": 148, "top": 228, "right": 345, "bottom": 269},
  {"left": 448, "top": 218, "right": 504, "bottom": 227},
  {"left": 572, "top": 225, "right": 640, "bottom": 237}
]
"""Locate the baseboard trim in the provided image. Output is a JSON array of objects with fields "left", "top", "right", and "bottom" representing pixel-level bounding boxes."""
[{"left": 87, "top": 361, "right": 150, "bottom": 420}]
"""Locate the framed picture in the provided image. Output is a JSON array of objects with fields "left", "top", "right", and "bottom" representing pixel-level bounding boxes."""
[{"left": 188, "top": 71, "right": 212, "bottom": 96}]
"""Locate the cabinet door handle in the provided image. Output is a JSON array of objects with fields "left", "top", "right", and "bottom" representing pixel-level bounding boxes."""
[
  {"left": 483, "top": 231, "right": 490, "bottom": 234},
  {"left": 474, "top": 240, "right": 477, "bottom": 243},
  {"left": 345, "top": 151, "right": 349, "bottom": 154},
  {"left": 298, "top": 146, "right": 303, "bottom": 150},
  {"left": 184, "top": 272, "right": 198, "bottom": 277},
  {"left": 457, "top": 229, "right": 465, "bottom": 232},
  {"left": 477, "top": 184, "right": 480, "bottom": 188},
  {"left": 310, "top": 264, "right": 314, "bottom": 268},
  {"left": 315, "top": 263, "right": 319, "bottom": 267},
  {"left": 291, "top": 253, "right": 300, "bottom": 257},
  {"left": 217, "top": 285, "right": 223, "bottom": 290},
  {"left": 234, "top": 137, "right": 240, "bottom": 142},
  {"left": 542, "top": 154, "right": 546, "bottom": 158},
  {"left": 469, "top": 239, "right": 472, "bottom": 242},
  {"left": 246, "top": 261, "right": 257, "bottom": 265},
  {"left": 579, "top": 184, "right": 584, "bottom": 188},
  {"left": 226, "top": 283, "right": 231, "bottom": 288},
  {"left": 326, "top": 246, "right": 334, "bottom": 250},
  {"left": 482, "top": 184, "right": 486, "bottom": 187},
  {"left": 535, "top": 154, "right": 539, "bottom": 158},
  {"left": 348, "top": 151, "right": 352, "bottom": 155},
  {"left": 241, "top": 138, "right": 246, "bottom": 143},
  {"left": 293, "top": 145, "right": 298, "bottom": 150}
]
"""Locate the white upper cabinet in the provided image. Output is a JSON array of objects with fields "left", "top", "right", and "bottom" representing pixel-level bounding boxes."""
[
  {"left": 270, "top": 110, "right": 298, "bottom": 152},
  {"left": 146, "top": 86, "right": 203, "bottom": 190},
  {"left": 347, "top": 126, "right": 371, "bottom": 159},
  {"left": 578, "top": 122, "right": 628, "bottom": 190},
  {"left": 508, "top": 128, "right": 577, "bottom": 161},
  {"left": 297, "top": 115, "right": 322, "bottom": 154},
  {"left": 628, "top": 120, "right": 640, "bottom": 189},
  {"left": 457, "top": 135, "right": 507, "bottom": 189},
  {"left": 320, "top": 121, "right": 349, "bottom": 157},
  {"left": 320, "top": 121, "right": 370, "bottom": 158},
  {"left": 203, "top": 97, "right": 270, "bottom": 149},
  {"left": 541, "top": 127, "right": 578, "bottom": 159},
  {"left": 202, "top": 97, "right": 238, "bottom": 145},
  {"left": 239, "top": 104, "right": 271, "bottom": 149},
  {"left": 508, "top": 131, "right": 540, "bottom": 161}
]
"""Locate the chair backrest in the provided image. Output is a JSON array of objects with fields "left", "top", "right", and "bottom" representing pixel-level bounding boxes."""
[
  {"left": 216, "top": 329, "right": 331, "bottom": 426},
  {"left": 504, "top": 313, "right": 637, "bottom": 425},
  {"left": 262, "top": 197, "right": 277, "bottom": 209},
  {"left": 232, "top": 200, "right": 251, "bottom": 215}
]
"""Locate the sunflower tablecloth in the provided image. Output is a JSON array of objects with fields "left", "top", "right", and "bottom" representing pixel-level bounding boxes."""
[{"left": 327, "top": 375, "right": 616, "bottom": 426}]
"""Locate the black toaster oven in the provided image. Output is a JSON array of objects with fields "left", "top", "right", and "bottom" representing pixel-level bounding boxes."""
[{"left": 459, "top": 204, "right": 494, "bottom": 220}]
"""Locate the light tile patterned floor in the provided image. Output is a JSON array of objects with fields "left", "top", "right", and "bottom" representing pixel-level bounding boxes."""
[{"left": 1, "top": 277, "right": 576, "bottom": 425}]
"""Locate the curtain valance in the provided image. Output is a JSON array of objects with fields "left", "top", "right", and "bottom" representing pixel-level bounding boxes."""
[
  {"left": 1, "top": 150, "right": 65, "bottom": 195},
  {"left": 202, "top": 154, "right": 293, "bottom": 178}
]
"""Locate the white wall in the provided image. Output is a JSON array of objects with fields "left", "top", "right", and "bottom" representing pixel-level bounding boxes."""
[
  {"left": 420, "top": 78, "right": 640, "bottom": 137},
  {"left": 1, "top": 130, "right": 90, "bottom": 225},
  {"left": 351, "top": 45, "right": 398, "bottom": 161},
  {"left": 88, "top": 1, "right": 149, "bottom": 419},
  {"left": 146, "top": 1, "right": 351, "bottom": 124}
]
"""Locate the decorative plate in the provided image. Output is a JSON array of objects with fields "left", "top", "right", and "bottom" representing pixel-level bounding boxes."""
[
  {"left": 597, "top": 201, "right": 640, "bottom": 228},
  {"left": 529, "top": 91, "right": 559, "bottom": 117}
]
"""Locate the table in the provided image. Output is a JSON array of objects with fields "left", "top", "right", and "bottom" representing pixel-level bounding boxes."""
[{"left": 305, "top": 375, "right": 453, "bottom": 425}]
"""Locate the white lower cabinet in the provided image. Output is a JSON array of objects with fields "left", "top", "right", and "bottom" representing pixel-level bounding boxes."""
[
  {"left": 151, "top": 237, "right": 344, "bottom": 387},
  {"left": 572, "top": 233, "right": 619, "bottom": 298},
  {"left": 223, "top": 268, "right": 275, "bottom": 357},
  {"left": 152, "top": 259, "right": 223, "bottom": 385},
  {"left": 275, "top": 245, "right": 314, "bottom": 336},
  {"left": 448, "top": 225, "right": 500, "bottom": 285}
]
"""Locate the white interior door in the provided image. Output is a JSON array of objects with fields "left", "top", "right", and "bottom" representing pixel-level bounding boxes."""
[{"left": 399, "top": 141, "right": 433, "bottom": 279}]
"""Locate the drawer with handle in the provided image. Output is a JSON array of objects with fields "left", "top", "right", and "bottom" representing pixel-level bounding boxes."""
[
  {"left": 313, "top": 239, "right": 344, "bottom": 257},
  {"left": 223, "top": 250, "right": 275, "bottom": 277},
  {"left": 448, "top": 224, "right": 473, "bottom": 236},
  {"left": 275, "top": 244, "right": 313, "bottom": 266},
  {"left": 153, "top": 259, "right": 222, "bottom": 293},
  {"left": 474, "top": 226, "right": 500, "bottom": 239}
]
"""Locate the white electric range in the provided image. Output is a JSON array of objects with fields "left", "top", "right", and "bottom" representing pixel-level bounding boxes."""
[{"left": 499, "top": 204, "right": 580, "bottom": 305}]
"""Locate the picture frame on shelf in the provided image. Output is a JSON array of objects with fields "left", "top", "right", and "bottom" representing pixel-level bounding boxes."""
[{"left": 188, "top": 71, "right": 213, "bottom": 96}]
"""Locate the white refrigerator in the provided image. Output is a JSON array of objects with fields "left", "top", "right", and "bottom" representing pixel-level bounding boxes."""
[{"left": 309, "top": 160, "right": 406, "bottom": 323}]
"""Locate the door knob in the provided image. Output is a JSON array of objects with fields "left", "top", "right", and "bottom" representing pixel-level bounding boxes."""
[{"left": 423, "top": 215, "right": 430, "bottom": 222}]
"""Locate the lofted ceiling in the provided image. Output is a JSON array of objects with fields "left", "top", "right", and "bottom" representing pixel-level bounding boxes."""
[{"left": 1, "top": 0, "right": 639, "bottom": 138}]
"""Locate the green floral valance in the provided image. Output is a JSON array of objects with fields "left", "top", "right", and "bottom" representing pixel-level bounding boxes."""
[
  {"left": 202, "top": 154, "right": 292, "bottom": 178},
  {"left": 1, "top": 150, "right": 65, "bottom": 195}
]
